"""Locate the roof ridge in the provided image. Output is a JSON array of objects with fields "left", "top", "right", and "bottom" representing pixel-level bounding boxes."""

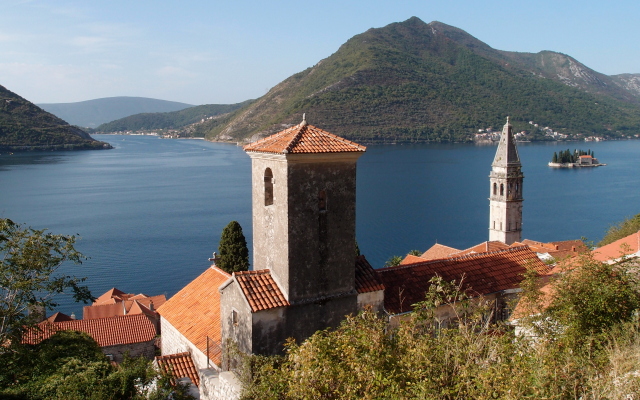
[{"left": 284, "top": 123, "right": 307, "bottom": 153}]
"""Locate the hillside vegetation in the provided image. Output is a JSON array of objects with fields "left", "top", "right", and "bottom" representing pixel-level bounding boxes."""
[
  {"left": 95, "top": 100, "right": 253, "bottom": 133},
  {"left": 0, "top": 85, "right": 111, "bottom": 152},
  {"left": 196, "top": 17, "right": 640, "bottom": 143},
  {"left": 38, "top": 96, "right": 194, "bottom": 128}
]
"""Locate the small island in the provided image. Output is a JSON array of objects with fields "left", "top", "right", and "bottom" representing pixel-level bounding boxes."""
[{"left": 548, "top": 149, "right": 606, "bottom": 168}]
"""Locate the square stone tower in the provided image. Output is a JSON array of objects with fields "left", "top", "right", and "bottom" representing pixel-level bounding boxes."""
[
  {"left": 243, "top": 117, "right": 366, "bottom": 304},
  {"left": 489, "top": 117, "right": 524, "bottom": 244}
]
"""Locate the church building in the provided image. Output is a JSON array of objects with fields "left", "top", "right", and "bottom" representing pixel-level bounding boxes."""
[{"left": 489, "top": 117, "right": 524, "bottom": 245}]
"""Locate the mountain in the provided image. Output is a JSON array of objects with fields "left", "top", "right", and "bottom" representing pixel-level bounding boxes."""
[
  {"left": 37, "top": 97, "right": 194, "bottom": 128},
  {"left": 197, "top": 17, "right": 640, "bottom": 143},
  {"left": 0, "top": 85, "right": 111, "bottom": 152},
  {"left": 95, "top": 100, "right": 254, "bottom": 133}
]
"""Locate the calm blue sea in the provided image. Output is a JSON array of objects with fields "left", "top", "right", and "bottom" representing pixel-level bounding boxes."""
[{"left": 1, "top": 135, "right": 639, "bottom": 315}]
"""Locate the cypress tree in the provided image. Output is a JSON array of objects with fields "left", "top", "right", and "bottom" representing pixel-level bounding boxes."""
[
  {"left": 552, "top": 152, "right": 558, "bottom": 163},
  {"left": 218, "top": 221, "right": 249, "bottom": 274}
]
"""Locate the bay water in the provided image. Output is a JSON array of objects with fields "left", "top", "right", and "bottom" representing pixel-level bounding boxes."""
[{"left": 1, "top": 134, "right": 639, "bottom": 315}]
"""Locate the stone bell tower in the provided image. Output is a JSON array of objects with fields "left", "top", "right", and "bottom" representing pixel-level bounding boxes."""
[
  {"left": 489, "top": 117, "right": 524, "bottom": 244},
  {"left": 243, "top": 116, "right": 366, "bottom": 304}
]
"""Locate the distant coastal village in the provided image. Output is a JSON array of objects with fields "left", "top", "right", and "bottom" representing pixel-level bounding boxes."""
[{"left": 474, "top": 120, "right": 620, "bottom": 143}]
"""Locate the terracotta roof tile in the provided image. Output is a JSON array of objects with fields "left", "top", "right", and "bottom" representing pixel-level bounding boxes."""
[
  {"left": 234, "top": 270, "right": 289, "bottom": 312},
  {"left": 378, "top": 246, "right": 549, "bottom": 315},
  {"left": 156, "top": 352, "right": 200, "bottom": 387},
  {"left": 355, "top": 256, "right": 385, "bottom": 293},
  {"left": 420, "top": 244, "right": 460, "bottom": 260},
  {"left": 84, "top": 302, "right": 125, "bottom": 319},
  {"left": 400, "top": 254, "right": 428, "bottom": 265},
  {"left": 243, "top": 121, "right": 366, "bottom": 154},
  {"left": 157, "top": 266, "right": 231, "bottom": 366},
  {"left": 45, "top": 312, "right": 74, "bottom": 323},
  {"left": 23, "top": 313, "right": 157, "bottom": 347},
  {"left": 452, "top": 241, "right": 510, "bottom": 256},
  {"left": 592, "top": 231, "right": 640, "bottom": 262}
]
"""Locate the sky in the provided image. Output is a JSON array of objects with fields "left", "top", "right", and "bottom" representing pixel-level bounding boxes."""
[{"left": 1, "top": 0, "right": 639, "bottom": 106}]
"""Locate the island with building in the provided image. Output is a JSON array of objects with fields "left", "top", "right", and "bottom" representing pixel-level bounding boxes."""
[{"left": 548, "top": 149, "right": 605, "bottom": 168}]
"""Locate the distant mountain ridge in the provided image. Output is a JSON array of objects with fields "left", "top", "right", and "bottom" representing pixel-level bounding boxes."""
[
  {"left": 95, "top": 100, "right": 253, "bottom": 133},
  {"left": 38, "top": 97, "right": 194, "bottom": 128},
  {"left": 189, "top": 17, "right": 640, "bottom": 143},
  {"left": 0, "top": 85, "right": 111, "bottom": 151}
]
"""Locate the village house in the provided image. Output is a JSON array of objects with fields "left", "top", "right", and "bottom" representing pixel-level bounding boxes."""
[{"left": 23, "top": 312, "right": 158, "bottom": 363}]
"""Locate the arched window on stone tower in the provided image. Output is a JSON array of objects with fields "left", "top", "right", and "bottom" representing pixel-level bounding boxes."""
[
  {"left": 318, "top": 190, "right": 327, "bottom": 211},
  {"left": 493, "top": 183, "right": 497, "bottom": 196},
  {"left": 264, "top": 168, "right": 273, "bottom": 206},
  {"left": 500, "top": 183, "right": 504, "bottom": 196}
]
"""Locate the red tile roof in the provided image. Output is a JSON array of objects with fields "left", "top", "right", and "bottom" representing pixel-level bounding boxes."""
[
  {"left": 451, "top": 241, "right": 510, "bottom": 256},
  {"left": 243, "top": 121, "right": 366, "bottom": 154},
  {"left": 234, "top": 270, "right": 289, "bottom": 312},
  {"left": 156, "top": 352, "right": 200, "bottom": 387},
  {"left": 355, "top": 256, "right": 385, "bottom": 293},
  {"left": 420, "top": 244, "right": 460, "bottom": 261},
  {"left": 378, "top": 246, "right": 549, "bottom": 315},
  {"left": 400, "top": 254, "right": 428, "bottom": 265},
  {"left": 23, "top": 313, "right": 157, "bottom": 347},
  {"left": 592, "top": 231, "right": 640, "bottom": 262},
  {"left": 157, "top": 266, "right": 231, "bottom": 366},
  {"left": 45, "top": 312, "right": 74, "bottom": 323},
  {"left": 85, "top": 289, "right": 166, "bottom": 319}
]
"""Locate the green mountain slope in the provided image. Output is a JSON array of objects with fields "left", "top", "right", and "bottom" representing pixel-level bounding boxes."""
[
  {"left": 0, "top": 85, "right": 111, "bottom": 152},
  {"left": 202, "top": 17, "right": 640, "bottom": 143},
  {"left": 38, "top": 97, "right": 194, "bottom": 128},
  {"left": 95, "top": 100, "right": 254, "bottom": 133}
]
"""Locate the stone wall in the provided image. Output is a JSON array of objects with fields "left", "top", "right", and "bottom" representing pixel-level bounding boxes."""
[
  {"left": 102, "top": 340, "right": 155, "bottom": 363},
  {"left": 160, "top": 317, "right": 217, "bottom": 371}
]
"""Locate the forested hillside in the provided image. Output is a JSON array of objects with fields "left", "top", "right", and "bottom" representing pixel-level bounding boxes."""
[
  {"left": 95, "top": 100, "right": 253, "bottom": 133},
  {"left": 196, "top": 17, "right": 640, "bottom": 143},
  {"left": 0, "top": 85, "right": 111, "bottom": 152}
]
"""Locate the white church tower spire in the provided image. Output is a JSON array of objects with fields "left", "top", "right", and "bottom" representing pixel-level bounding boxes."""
[{"left": 489, "top": 117, "right": 524, "bottom": 244}]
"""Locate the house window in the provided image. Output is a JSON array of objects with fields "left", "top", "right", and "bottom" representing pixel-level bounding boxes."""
[
  {"left": 232, "top": 309, "right": 238, "bottom": 326},
  {"left": 318, "top": 190, "right": 327, "bottom": 211},
  {"left": 264, "top": 168, "right": 273, "bottom": 206}
]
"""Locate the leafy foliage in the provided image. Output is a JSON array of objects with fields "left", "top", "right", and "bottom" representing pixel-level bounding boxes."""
[
  {"left": 240, "top": 256, "right": 640, "bottom": 399},
  {"left": 218, "top": 221, "right": 250, "bottom": 274},
  {"left": 0, "top": 331, "right": 195, "bottom": 400},
  {"left": 0, "top": 85, "right": 111, "bottom": 151},
  {"left": 0, "top": 218, "right": 93, "bottom": 346},
  {"left": 599, "top": 213, "right": 640, "bottom": 246}
]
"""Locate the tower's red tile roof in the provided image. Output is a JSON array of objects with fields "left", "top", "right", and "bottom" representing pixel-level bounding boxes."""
[
  {"left": 243, "top": 121, "right": 366, "bottom": 154},
  {"left": 592, "top": 231, "right": 640, "bottom": 262},
  {"left": 420, "top": 244, "right": 461, "bottom": 261},
  {"left": 378, "top": 246, "right": 549, "bottom": 315},
  {"left": 355, "top": 256, "right": 385, "bottom": 293},
  {"left": 23, "top": 313, "right": 157, "bottom": 347},
  {"left": 234, "top": 269, "right": 289, "bottom": 312},
  {"left": 156, "top": 352, "right": 200, "bottom": 387},
  {"left": 157, "top": 266, "right": 231, "bottom": 366}
]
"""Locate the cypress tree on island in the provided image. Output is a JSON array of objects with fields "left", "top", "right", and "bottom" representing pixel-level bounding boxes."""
[{"left": 217, "top": 221, "right": 249, "bottom": 274}]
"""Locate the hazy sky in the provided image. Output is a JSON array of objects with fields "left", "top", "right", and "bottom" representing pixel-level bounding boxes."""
[{"left": 1, "top": 0, "right": 638, "bottom": 105}]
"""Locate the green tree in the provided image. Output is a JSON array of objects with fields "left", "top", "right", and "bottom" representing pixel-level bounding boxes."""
[
  {"left": 0, "top": 218, "right": 93, "bottom": 346},
  {"left": 598, "top": 213, "right": 640, "bottom": 246},
  {"left": 383, "top": 255, "right": 403, "bottom": 267},
  {"left": 218, "top": 221, "right": 249, "bottom": 274}
]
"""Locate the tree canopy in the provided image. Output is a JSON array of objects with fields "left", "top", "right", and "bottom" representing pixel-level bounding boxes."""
[
  {"left": 599, "top": 213, "right": 640, "bottom": 246},
  {"left": 217, "top": 221, "right": 250, "bottom": 274},
  {"left": 0, "top": 218, "right": 93, "bottom": 345}
]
